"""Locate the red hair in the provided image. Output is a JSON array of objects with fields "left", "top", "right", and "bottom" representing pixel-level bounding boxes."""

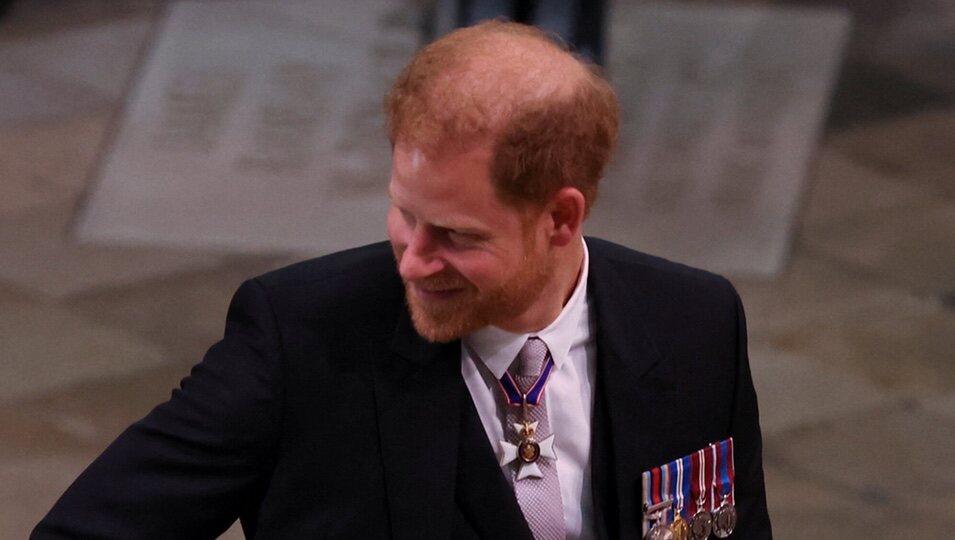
[{"left": 384, "top": 21, "right": 618, "bottom": 214}]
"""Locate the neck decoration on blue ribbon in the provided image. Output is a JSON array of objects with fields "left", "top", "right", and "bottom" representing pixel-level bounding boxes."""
[
  {"left": 496, "top": 351, "right": 558, "bottom": 481},
  {"left": 497, "top": 356, "right": 556, "bottom": 407}
]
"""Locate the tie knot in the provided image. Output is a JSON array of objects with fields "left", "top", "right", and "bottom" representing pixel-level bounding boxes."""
[{"left": 514, "top": 337, "right": 549, "bottom": 379}]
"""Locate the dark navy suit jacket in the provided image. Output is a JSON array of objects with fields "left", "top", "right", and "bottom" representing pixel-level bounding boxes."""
[{"left": 33, "top": 238, "right": 772, "bottom": 539}]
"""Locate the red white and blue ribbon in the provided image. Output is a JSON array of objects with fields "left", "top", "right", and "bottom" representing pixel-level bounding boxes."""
[
  {"left": 667, "top": 457, "right": 679, "bottom": 522},
  {"left": 691, "top": 447, "right": 709, "bottom": 514},
  {"left": 642, "top": 460, "right": 669, "bottom": 534},
  {"left": 641, "top": 438, "right": 736, "bottom": 534},
  {"left": 714, "top": 438, "right": 736, "bottom": 505},
  {"left": 496, "top": 357, "right": 556, "bottom": 406},
  {"left": 677, "top": 453, "right": 692, "bottom": 520},
  {"left": 710, "top": 442, "right": 719, "bottom": 510}
]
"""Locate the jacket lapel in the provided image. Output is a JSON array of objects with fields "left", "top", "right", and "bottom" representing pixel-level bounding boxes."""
[
  {"left": 377, "top": 309, "right": 530, "bottom": 539},
  {"left": 375, "top": 311, "right": 462, "bottom": 539},
  {"left": 588, "top": 244, "right": 668, "bottom": 539}
]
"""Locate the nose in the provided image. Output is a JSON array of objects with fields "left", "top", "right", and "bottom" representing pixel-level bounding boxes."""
[{"left": 398, "top": 227, "right": 446, "bottom": 281}]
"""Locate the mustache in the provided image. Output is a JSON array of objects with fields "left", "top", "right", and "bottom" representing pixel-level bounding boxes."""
[
  {"left": 406, "top": 271, "right": 470, "bottom": 291},
  {"left": 391, "top": 247, "right": 471, "bottom": 290}
]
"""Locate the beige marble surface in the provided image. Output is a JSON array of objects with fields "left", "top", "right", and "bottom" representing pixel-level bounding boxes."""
[
  {"left": 804, "top": 198, "right": 955, "bottom": 295},
  {"left": 0, "top": 112, "right": 110, "bottom": 215},
  {"left": 0, "top": 202, "right": 225, "bottom": 298},
  {"left": 0, "top": 295, "right": 166, "bottom": 402},
  {"left": 748, "top": 347, "right": 893, "bottom": 436}
]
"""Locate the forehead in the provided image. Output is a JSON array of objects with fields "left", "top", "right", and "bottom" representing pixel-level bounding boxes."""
[
  {"left": 389, "top": 143, "right": 526, "bottom": 228},
  {"left": 390, "top": 143, "right": 492, "bottom": 198}
]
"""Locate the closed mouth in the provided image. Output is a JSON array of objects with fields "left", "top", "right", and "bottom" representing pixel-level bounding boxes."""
[{"left": 413, "top": 284, "right": 466, "bottom": 300}]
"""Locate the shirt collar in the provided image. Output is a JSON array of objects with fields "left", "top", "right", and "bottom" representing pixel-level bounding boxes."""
[{"left": 464, "top": 239, "right": 590, "bottom": 379}]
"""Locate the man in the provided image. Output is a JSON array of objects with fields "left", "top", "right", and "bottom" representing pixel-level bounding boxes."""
[{"left": 34, "top": 21, "right": 771, "bottom": 539}]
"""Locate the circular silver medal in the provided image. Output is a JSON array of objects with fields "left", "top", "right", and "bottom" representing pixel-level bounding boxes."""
[
  {"left": 688, "top": 510, "right": 713, "bottom": 540},
  {"left": 645, "top": 522, "right": 675, "bottom": 540},
  {"left": 712, "top": 502, "right": 737, "bottom": 538}
]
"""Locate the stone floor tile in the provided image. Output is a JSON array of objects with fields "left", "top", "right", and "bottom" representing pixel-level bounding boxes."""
[
  {"left": 769, "top": 406, "right": 955, "bottom": 517},
  {"left": 0, "top": 453, "right": 100, "bottom": 539},
  {"left": 735, "top": 253, "right": 955, "bottom": 394},
  {"left": 66, "top": 255, "right": 289, "bottom": 362},
  {"left": 829, "top": 109, "right": 955, "bottom": 200},
  {"left": 0, "top": 407, "right": 91, "bottom": 459},
  {"left": 765, "top": 437, "right": 955, "bottom": 539},
  {"left": 799, "top": 146, "right": 935, "bottom": 235},
  {"left": 0, "top": 203, "right": 224, "bottom": 298},
  {"left": 0, "top": 363, "right": 216, "bottom": 536},
  {"left": 802, "top": 198, "right": 955, "bottom": 295},
  {"left": 0, "top": 362, "right": 270, "bottom": 540},
  {"left": 2, "top": 360, "right": 268, "bottom": 540},
  {"left": 878, "top": 509, "right": 955, "bottom": 539},
  {"left": 768, "top": 494, "right": 955, "bottom": 540},
  {"left": 0, "top": 450, "right": 246, "bottom": 539},
  {"left": 919, "top": 391, "right": 955, "bottom": 421},
  {"left": 735, "top": 253, "right": 899, "bottom": 338},
  {"left": 0, "top": 66, "right": 112, "bottom": 126},
  {"left": 0, "top": 361, "right": 191, "bottom": 455},
  {"left": 0, "top": 296, "right": 166, "bottom": 402},
  {"left": 0, "top": 17, "right": 152, "bottom": 125},
  {"left": 761, "top": 460, "right": 882, "bottom": 540},
  {"left": 0, "top": 112, "right": 110, "bottom": 215},
  {"left": 763, "top": 459, "right": 856, "bottom": 514},
  {"left": 749, "top": 347, "right": 893, "bottom": 436}
]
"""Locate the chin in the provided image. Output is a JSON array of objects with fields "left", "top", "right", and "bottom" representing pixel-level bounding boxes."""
[
  {"left": 405, "top": 291, "right": 488, "bottom": 343},
  {"left": 409, "top": 310, "right": 478, "bottom": 343}
]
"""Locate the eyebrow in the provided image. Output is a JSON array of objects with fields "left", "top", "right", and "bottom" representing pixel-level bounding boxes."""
[
  {"left": 387, "top": 184, "right": 491, "bottom": 236},
  {"left": 395, "top": 205, "right": 490, "bottom": 237}
]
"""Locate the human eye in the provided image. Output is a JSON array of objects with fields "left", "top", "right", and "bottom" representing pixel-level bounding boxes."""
[
  {"left": 446, "top": 229, "right": 483, "bottom": 247},
  {"left": 398, "top": 207, "right": 416, "bottom": 227}
]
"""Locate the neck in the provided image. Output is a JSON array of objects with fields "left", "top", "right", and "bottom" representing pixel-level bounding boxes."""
[{"left": 498, "top": 236, "right": 584, "bottom": 334}]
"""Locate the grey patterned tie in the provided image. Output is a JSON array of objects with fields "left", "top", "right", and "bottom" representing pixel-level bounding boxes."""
[{"left": 504, "top": 337, "right": 566, "bottom": 540}]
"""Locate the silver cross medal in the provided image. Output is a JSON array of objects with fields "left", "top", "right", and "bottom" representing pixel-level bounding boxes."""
[{"left": 499, "top": 398, "right": 557, "bottom": 480}]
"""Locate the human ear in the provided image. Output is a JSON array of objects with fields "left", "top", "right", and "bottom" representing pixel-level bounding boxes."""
[{"left": 547, "top": 187, "right": 586, "bottom": 247}]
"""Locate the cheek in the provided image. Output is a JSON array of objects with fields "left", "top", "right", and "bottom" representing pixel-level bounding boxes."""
[{"left": 444, "top": 254, "right": 507, "bottom": 290}]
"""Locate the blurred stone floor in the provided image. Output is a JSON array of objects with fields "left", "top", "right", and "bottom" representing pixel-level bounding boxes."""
[{"left": 1, "top": 1, "right": 954, "bottom": 538}]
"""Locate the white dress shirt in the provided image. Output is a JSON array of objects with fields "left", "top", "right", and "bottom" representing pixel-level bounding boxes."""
[{"left": 461, "top": 240, "right": 597, "bottom": 540}]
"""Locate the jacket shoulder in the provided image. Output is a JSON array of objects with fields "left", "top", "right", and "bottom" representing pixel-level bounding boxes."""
[
  {"left": 249, "top": 242, "right": 404, "bottom": 324},
  {"left": 586, "top": 237, "right": 735, "bottom": 293},
  {"left": 256, "top": 241, "right": 396, "bottom": 289}
]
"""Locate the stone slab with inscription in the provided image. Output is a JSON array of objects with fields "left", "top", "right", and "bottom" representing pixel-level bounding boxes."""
[
  {"left": 76, "top": 0, "right": 419, "bottom": 254},
  {"left": 587, "top": 2, "right": 850, "bottom": 276}
]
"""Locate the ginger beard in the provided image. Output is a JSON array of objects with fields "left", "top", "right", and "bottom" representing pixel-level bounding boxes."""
[{"left": 397, "top": 229, "right": 553, "bottom": 343}]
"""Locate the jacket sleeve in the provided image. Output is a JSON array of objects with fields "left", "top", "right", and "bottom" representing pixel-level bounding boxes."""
[
  {"left": 32, "top": 278, "right": 284, "bottom": 540},
  {"left": 727, "top": 285, "right": 774, "bottom": 539}
]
